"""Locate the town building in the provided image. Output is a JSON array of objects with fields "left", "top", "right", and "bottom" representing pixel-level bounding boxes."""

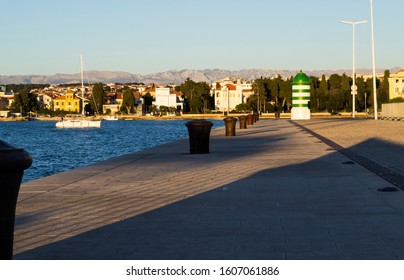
[
  {"left": 53, "top": 90, "right": 81, "bottom": 112},
  {"left": 152, "top": 87, "right": 183, "bottom": 111},
  {"left": 103, "top": 91, "right": 145, "bottom": 115},
  {"left": 0, "top": 86, "right": 15, "bottom": 109},
  {"left": 212, "top": 78, "right": 253, "bottom": 112},
  {"left": 37, "top": 93, "right": 55, "bottom": 110},
  {"left": 388, "top": 70, "right": 404, "bottom": 100}
]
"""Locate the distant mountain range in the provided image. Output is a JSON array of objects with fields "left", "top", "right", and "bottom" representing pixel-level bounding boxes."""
[{"left": 0, "top": 68, "right": 401, "bottom": 85}]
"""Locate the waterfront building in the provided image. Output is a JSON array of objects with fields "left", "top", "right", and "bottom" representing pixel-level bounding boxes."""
[
  {"left": 103, "top": 91, "right": 145, "bottom": 115},
  {"left": 153, "top": 87, "right": 183, "bottom": 111},
  {"left": 103, "top": 104, "right": 121, "bottom": 115},
  {"left": 0, "top": 86, "right": 15, "bottom": 108},
  {"left": 212, "top": 78, "right": 253, "bottom": 112},
  {"left": 388, "top": 70, "right": 404, "bottom": 100},
  {"left": 37, "top": 93, "right": 54, "bottom": 110},
  {"left": 103, "top": 92, "right": 122, "bottom": 115},
  {"left": 53, "top": 90, "right": 81, "bottom": 112}
]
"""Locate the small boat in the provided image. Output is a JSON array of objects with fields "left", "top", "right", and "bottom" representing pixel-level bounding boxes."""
[
  {"left": 103, "top": 115, "right": 118, "bottom": 121},
  {"left": 56, "top": 119, "right": 101, "bottom": 128},
  {"left": 56, "top": 54, "right": 102, "bottom": 129}
]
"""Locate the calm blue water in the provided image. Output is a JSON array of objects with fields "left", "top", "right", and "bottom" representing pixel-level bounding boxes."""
[{"left": 0, "top": 119, "right": 223, "bottom": 182}]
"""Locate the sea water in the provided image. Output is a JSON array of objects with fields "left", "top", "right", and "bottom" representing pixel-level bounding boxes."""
[{"left": 0, "top": 119, "right": 223, "bottom": 182}]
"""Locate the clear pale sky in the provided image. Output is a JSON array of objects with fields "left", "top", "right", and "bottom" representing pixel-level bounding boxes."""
[{"left": 0, "top": 0, "right": 401, "bottom": 75}]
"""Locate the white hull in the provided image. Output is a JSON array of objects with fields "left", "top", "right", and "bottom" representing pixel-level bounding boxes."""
[
  {"left": 103, "top": 116, "right": 118, "bottom": 121},
  {"left": 56, "top": 120, "right": 101, "bottom": 128}
]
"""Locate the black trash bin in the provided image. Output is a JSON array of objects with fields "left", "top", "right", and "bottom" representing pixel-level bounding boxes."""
[
  {"left": 223, "top": 117, "right": 237, "bottom": 136},
  {"left": 185, "top": 120, "right": 213, "bottom": 154},
  {"left": 238, "top": 116, "right": 247, "bottom": 129},
  {"left": 0, "top": 140, "right": 32, "bottom": 260}
]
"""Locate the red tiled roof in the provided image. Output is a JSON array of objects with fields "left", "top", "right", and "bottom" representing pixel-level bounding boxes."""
[
  {"left": 53, "top": 95, "right": 80, "bottom": 101},
  {"left": 222, "top": 84, "right": 237, "bottom": 91}
]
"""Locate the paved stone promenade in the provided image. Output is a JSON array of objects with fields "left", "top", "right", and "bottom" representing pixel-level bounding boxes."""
[{"left": 14, "top": 118, "right": 404, "bottom": 259}]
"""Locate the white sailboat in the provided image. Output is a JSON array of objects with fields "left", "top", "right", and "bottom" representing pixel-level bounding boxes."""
[{"left": 56, "top": 54, "right": 102, "bottom": 128}]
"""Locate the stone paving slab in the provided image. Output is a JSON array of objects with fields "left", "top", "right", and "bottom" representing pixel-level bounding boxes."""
[
  {"left": 294, "top": 119, "right": 404, "bottom": 176},
  {"left": 13, "top": 119, "right": 404, "bottom": 260}
]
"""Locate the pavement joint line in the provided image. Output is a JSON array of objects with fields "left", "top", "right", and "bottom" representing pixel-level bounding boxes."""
[{"left": 290, "top": 120, "right": 404, "bottom": 190}]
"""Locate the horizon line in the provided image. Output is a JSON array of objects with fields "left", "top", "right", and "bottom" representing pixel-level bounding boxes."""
[{"left": 0, "top": 66, "right": 401, "bottom": 77}]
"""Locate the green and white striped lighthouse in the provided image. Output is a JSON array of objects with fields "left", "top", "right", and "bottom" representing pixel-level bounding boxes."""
[{"left": 291, "top": 70, "right": 311, "bottom": 120}]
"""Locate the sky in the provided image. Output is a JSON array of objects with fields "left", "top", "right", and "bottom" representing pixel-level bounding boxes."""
[{"left": 0, "top": 0, "right": 402, "bottom": 75}]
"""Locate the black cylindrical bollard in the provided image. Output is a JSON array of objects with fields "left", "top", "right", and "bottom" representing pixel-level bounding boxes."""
[
  {"left": 0, "top": 140, "right": 32, "bottom": 260},
  {"left": 185, "top": 120, "right": 213, "bottom": 154},
  {"left": 253, "top": 113, "right": 258, "bottom": 123},
  {"left": 247, "top": 114, "right": 254, "bottom": 125},
  {"left": 223, "top": 117, "right": 237, "bottom": 136},
  {"left": 238, "top": 116, "right": 247, "bottom": 129}
]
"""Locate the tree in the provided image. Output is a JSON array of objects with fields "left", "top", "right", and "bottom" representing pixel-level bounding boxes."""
[
  {"left": 234, "top": 103, "right": 252, "bottom": 112},
  {"left": 366, "top": 77, "right": 380, "bottom": 110},
  {"left": 356, "top": 76, "right": 367, "bottom": 112},
  {"left": 389, "top": 97, "right": 404, "bottom": 103},
  {"left": 142, "top": 92, "right": 154, "bottom": 113},
  {"left": 121, "top": 88, "right": 135, "bottom": 114},
  {"left": 91, "top": 83, "right": 105, "bottom": 114},
  {"left": 270, "top": 76, "right": 281, "bottom": 113},
  {"left": 180, "top": 78, "right": 196, "bottom": 112},
  {"left": 327, "top": 74, "right": 343, "bottom": 112},
  {"left": 180, "top": 78, "right": 211, "bottom": 113},
  {"left": 10, "top": 90, "right": 39, "bottom": 115},
  {"left": 149, "top": 105, "right": 158, "bottom": 115},
  {"left": 279, "top": 77, "right": 292, "bottom": 112},
  {"left": 365, "top": 78, "right": 374, "bottom": 109},
  {"left": 252, "top": 77, "right": 270, "bottom": 112},
  {"left": 246, "top": 95, "right": 258, "bottom": 112},
  {"left": 314, "top": 75, "right": 328, "bottom": 112},
  {"left": 379, "top": 70, "right": 390, "bottom": 104},
  {"left": 341, "top": 73, "right": 351, "bottom": 111}
]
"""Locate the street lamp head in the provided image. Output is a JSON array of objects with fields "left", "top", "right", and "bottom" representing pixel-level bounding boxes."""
[{"left": 340, "top": 20, "right": 368, "bottom": 25}]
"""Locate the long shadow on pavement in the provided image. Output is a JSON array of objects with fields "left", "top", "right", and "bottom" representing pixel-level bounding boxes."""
[{"left": 15, "top": 139, "right": 404, "bottom": 260}]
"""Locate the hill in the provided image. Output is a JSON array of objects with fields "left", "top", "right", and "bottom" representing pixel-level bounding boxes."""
[{"left": 0, "top": 68, "right": 400, "bottom": 85}]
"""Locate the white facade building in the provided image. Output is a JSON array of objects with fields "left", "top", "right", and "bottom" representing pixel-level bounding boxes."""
[
  {"left": 37, "top": 93, "right": 54, "bottom": 110},
  {"left": 153, "top": 88, "right": 183, "bottom": 110},
  {"left": 212, "top": 78, "right": 253, "bottom": 112}
]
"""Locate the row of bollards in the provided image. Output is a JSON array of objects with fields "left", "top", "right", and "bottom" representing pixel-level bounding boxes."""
[
  {"left": 0, "top": 140, "right": 32, "bottom": 260},
  {"left": 223, "top": 113, "right": 259, "bottom": 136},
  {"left": 185, "top": 113, "right": 259, "bottom": 154}
]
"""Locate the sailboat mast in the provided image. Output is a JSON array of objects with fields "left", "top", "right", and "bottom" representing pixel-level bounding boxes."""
[{"left": 80, "top": 53, "right": 85, "bottom": 116}]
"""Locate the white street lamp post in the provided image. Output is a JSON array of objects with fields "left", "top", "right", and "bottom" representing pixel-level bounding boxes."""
[
  {"left": 227, "top": 87, "right": 230, "bottom": 116},
  {"left": 370, "top": 0, "right": 378, "bottom": 120},
  {"left": 222, "top": 86, "right": 229, "bottom": 116},
  {"left": 340, "top": 20, "right": 367, "bottom": 118}
]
